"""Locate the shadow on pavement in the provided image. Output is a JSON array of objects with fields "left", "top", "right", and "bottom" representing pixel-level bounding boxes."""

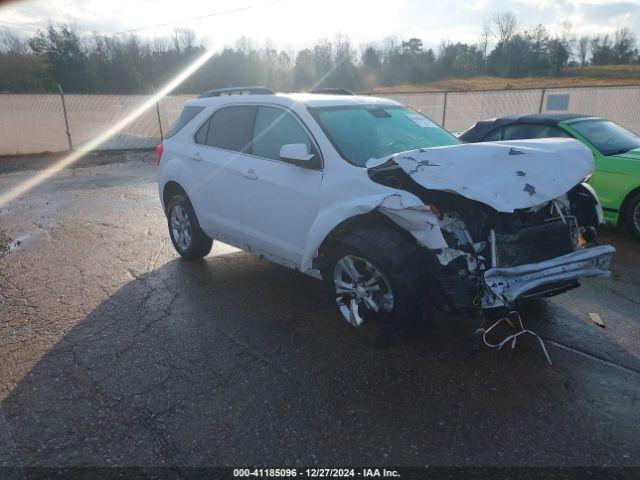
[{"left": 3, "top": 251, "right": 640, "bottom": 466}]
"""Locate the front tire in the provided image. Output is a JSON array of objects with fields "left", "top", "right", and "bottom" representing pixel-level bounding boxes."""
[
  {"left": 320, "top": 225, "right": 427, "bottom": 347},
  {"left": 626, "top": 193, "right": 640, "bottom": 238},
  {"left": 167, "top": 194, "right": 213, "bottom": 260}
]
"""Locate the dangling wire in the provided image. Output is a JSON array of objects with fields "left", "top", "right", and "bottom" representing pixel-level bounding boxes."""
[{"left": 482, "top": 310, "right": 553, "bottom": 365}]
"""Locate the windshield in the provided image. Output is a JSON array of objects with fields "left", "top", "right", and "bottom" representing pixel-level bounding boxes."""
[
  {"left": 570, "top": 119, "right": 640, "bottom": 156},
  {"left": 311, "top": 106, "right": 459, "bottom": 166}
]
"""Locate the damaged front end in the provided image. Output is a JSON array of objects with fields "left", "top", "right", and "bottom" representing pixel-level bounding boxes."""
[
  {"left": 483, "top": 244, "right": 614, "bottom": 308},
  {"left": 367, "top": 140, "right": 615, "bottom": 311},
  {"left": 425, "top": 194, "right": 615, "bottom": 310}
]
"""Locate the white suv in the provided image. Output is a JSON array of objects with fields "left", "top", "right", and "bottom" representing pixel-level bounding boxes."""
[{"left": 157, "top": 87, "right": 614, "bottom": 342}]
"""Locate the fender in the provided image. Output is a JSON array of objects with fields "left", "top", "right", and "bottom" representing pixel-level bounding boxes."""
[
  {"left": 300, "top": 187, "right": 447, "bottom": 273},
  {"left": 577, "top": 182, "right": 604, "bottom": 225},
  {"left": 157, "top": 148, "right": 183, "bottom": 209}
]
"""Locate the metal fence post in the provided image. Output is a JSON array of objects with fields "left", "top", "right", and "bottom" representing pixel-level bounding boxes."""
[
  {"left": 57, "top": 84, "right": 73, "bottom": 151},
  {"left": 538, "top": 87, "right": 546, "bottom": 114},
  {"left": 442, "top": 90, "right": 448, "bottom": 128},
  {"left": 156, "top": 100, "right": 164, "bottom": 141}
]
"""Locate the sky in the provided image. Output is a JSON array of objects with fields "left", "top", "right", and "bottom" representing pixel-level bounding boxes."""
[{"left": 1, "top": 0, "right": 639, "bottom": 52}]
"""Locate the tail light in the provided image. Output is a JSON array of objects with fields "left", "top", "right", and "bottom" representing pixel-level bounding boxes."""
[{"left": 156, "top": 143, "right": 164, "bottom": 166}]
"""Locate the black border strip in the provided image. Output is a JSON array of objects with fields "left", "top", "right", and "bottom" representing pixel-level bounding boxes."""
[{"left": 1, "top": 467, "right": 639, "bottom": 480}]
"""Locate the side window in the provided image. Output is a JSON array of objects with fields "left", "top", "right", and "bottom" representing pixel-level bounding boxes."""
[
  {"left": 194, "top": 119, "right": 209, "bottom": 145},
  {"left": 503, "top": 124, "right": 570, "bottom": 140},
  {"left": 541, "top": 126, "right": 571, "bottom": 138},
  {"left": 251, "top": 106, "right": 315, "bottom": 162},
  {"left": 196, "top": 106, "right": 255, "bottom": 152},
  {"left": 166, "top": 106, "right": 204, "bottom": 138},
  {"left": 483, "top": 128, "right": 503, "bottom": 141},
  {"left": 503, "top": 124, "right": 546, "bottom": 140}
]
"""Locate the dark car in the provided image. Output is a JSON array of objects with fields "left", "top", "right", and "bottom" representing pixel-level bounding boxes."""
[{"left": 460, "top": 114, "right": 640, "bottom": 237}]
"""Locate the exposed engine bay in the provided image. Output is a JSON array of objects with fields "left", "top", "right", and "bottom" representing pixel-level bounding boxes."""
[{"left": 368, "top": 144, "right": 615, "bottom": 312}]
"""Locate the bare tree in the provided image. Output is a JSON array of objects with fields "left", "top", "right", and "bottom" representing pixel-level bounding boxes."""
[
  {"left": 558, "top": 21, "right": 573, "bottom": 42},
  {"left": 479, "top": 16, "right": 492, "bottom": 59},
  {"left": 577, "top": 35, "right": 589, "bottom": 66},
  {"left": 0, "top": 29, "right": 29, "bottom": 54},
  {"left": 590, "top": 34, "right": 613, "bottom": 65},
  {"left": 381, "top": 36, "right": 399, "bottom": 58},
  {"left": 613, "top": 27, "right": 636, "bottom": 63},
  {"left": 5, "top": 14, "right": 633, "bottom": 94},
  {"left": 311, "top": 38, "right": 333, "bottom": 82},
  {"left": 172, "top": 28, "right": 196, "bottom": 54},
  {"left": 491, "top": 11, "right": 518, "bottom": 44},
  {"left": 334, "top": 33, "right": 355, "bottom": 64},
  {"left": 235, "top": 36, "right": 254, "bottom": 55},
  {"left": 150, "top": 35, "right": 170, "bottom": 54},
  {"left": 558, "top": 21, "right": 575, "bottom": 59}
]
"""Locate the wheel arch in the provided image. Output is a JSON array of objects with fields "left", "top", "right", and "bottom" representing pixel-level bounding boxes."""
[
  {"left": 619, "top": 185, "right": 640, "bottom": 225},
  {"left": 162, "top": 181, "right": 188, "bottom": 213},
  {"left": 300, "top": 191, "right": 447, "bottom": 273},
  {"left": 312, "top": 211, "right": 424, "bottom": 271}
]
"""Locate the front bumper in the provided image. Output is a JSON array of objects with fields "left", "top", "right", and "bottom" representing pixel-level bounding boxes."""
[{"left": 483, "top": 245, "right": 615, "bottom": 308}]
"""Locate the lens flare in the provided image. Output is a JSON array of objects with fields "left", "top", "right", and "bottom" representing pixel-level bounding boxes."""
[
  {"left": 0, "top": 35, "right": 344, "bottom": 209},
  {"left": 0, "top": 47, "right": 218, "bottom": 209}
]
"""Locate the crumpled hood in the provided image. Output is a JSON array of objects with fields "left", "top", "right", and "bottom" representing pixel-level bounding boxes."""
[{"left": 367, "top": 138, "right": 594, "bottom": 213}]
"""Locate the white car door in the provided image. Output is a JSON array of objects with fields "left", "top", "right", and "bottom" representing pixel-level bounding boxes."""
[
  {"left": 181, "top": 105, "right": 255, "bottom": 248},
  {"left": 237, "top": 105, "right": 323, "bottom": 267}
]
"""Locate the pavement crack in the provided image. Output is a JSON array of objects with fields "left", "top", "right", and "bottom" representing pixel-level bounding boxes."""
[
  {"left": 61, "top": 345, "right": 185, "bottom": 464},
  {"left": 219, "top": 329, "right": 303, "bottom": 386},
  {"left": 546, "top": 338, "right": 640, "bottom": 379},
  {"left": 602, "top": 285, "right": 640, "bottom": 306}
]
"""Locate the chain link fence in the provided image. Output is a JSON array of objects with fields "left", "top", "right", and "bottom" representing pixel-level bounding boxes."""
[
  {"left": 0, "top": 94, "right": 70, "bottom": 155},
  {"left": 0, "top": 92, "right": 198, "bottom": 156},
  {"left": 376, "top": 85, "right": 640, "bottom": 134},
  {"left": 1, "top": 85, "right": 639, "bottom": 156}
]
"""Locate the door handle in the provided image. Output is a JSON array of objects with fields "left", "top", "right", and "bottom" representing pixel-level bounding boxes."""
[
  {"left": 190, "top": 151, "right": 202, "bottom": 162},
  {"left": 242, "top": 169, "right": 258, "bottom": 180}
]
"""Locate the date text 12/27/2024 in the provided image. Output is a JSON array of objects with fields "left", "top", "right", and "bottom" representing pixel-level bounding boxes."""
[{"left": 233, "top": 468, "right": 401, "bottom": 478}]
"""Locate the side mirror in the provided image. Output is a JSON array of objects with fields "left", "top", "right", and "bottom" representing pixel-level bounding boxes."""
[{"left": 280, "top": 143, "right": 316, "bottom": 166}]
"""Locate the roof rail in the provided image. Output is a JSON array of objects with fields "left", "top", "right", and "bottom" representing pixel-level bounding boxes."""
[
  {"left": 198, "top": 86, "right": 274, "bottom": 98},
  {"left": 310, "top": 88, "right": 355, "bottom": 96}
]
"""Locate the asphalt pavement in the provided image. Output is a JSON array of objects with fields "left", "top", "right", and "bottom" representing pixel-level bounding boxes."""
[{"left": 0, "top": 150, "right": 639, "bottom": 467}]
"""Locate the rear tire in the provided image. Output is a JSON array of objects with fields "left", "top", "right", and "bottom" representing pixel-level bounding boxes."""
[
  {"left": 625, "top": 193, "right": 640, "bottom": 238},
  {"left": 320, "top": 225, "right": 427, "bottom": 348},
  {"left": 167, "top": 194, "right": 213, "bottom": 260}
]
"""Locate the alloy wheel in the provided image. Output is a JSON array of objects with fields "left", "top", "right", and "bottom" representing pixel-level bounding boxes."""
[
  {"left": 171, "top": 204, "right": 192, "bottom": 252},
  {"left": 333, "top": 255, "right": 395, "bottom": 327}
]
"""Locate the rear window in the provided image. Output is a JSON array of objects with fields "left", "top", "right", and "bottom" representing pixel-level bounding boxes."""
[
  {"left": 165, "top": 106, "right": 204, "bottom": 138},
  {"left": 196, "top": 106, "right": 255, "bottom": 152},
  {"left": 502, "top": 124, "right": 570, "bottom": 141}
]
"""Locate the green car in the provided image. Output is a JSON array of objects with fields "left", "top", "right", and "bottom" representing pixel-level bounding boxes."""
[{"left": 460, "top": 114, "right": 640, "bottom": 237}]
